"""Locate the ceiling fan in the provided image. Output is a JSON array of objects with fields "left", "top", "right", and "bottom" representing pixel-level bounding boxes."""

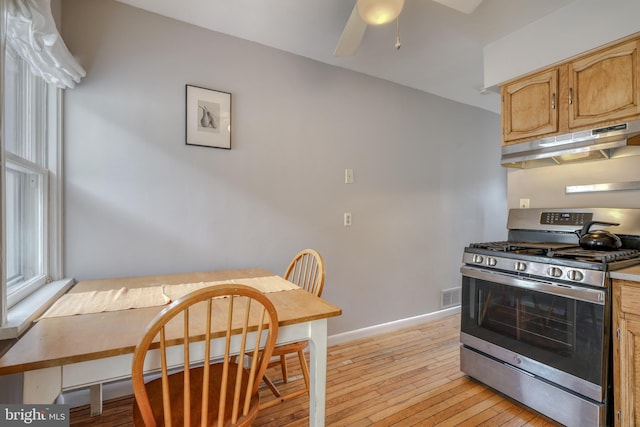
[{"left": 334, "top": 0, "right": 483, "bottom": 57}]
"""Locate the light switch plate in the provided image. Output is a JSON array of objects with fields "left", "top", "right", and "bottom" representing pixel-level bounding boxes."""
[
  {"left": 344, "top": 212, "right": 352, "bottom": 226},
  {"left": 345, "top": 168, "right": 354, "bottom": 184}
]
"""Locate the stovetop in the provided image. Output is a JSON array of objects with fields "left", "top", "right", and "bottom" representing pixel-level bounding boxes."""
[
  {"left": 462, "top": 208, "right": 640, "bottom": 287},
  {"left": 463, "top": 241, "right": 640, "bottom": 288},
  {"left": 469, "top": 241, "right": 640, "bottom": 264}
]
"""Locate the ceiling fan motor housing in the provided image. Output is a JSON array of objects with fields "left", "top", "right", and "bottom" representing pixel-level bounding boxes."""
[
  {"left": 336, "top": 0, "right": 483, "bottom": 57},
  {"left": 356, "top": 0, "right": 405, "bottom": 26}
]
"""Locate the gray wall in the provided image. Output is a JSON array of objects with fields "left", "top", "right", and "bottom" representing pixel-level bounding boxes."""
[{"left": 61, "top": 0, "right": 506, "bottom": 335}]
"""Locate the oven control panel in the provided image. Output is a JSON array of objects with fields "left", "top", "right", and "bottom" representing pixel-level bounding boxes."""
[
  {"left": 540, "top": 212, "right": 593, "bottom": 226},
  {"left": 463, "top": 252, "right": 606, "bottom": 287}
]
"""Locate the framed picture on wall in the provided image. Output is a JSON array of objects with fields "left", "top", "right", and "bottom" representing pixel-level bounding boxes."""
[{"left": 185, "top": 85, "right": 231, "bottom": 149}]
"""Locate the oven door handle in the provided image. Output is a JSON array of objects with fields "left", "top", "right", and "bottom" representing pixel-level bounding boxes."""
[{"left": 460, "top": 266, "right": 606, "bottom": 305}]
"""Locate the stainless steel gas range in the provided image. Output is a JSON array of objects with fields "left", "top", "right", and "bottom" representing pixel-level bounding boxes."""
[{"left": 460, "top": 208, "right": 640, "bottom": 427}]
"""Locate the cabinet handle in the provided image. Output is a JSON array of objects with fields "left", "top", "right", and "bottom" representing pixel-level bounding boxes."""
[
  {"left": 551, "top": 93, "right": 556, "bottom": 109},
  {"left": 617, "top": 327, "right": 621, "bottom": 340},
  {"left": 569, "top": 88, "right": 573, "bottom": 105}
]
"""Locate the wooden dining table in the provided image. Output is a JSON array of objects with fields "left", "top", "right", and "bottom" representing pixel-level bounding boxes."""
[{"left": 0, "top": 268, "right": 342, "bottom": 427}]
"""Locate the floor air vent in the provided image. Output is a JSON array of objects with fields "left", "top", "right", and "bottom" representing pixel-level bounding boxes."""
[{"left": 441, "top": 287, "right": 461, "bottom": 308}]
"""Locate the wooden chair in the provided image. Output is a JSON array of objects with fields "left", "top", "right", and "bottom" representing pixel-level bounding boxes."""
[
  {"left": 261, "top": 249, "right": 325, "bottom": 408},
  {"left": 131, "top": 284, "right": 279, "bottom": 427}
]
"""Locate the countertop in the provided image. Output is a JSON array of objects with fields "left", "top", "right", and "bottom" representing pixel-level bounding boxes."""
[{"left": 611, "top": 265, "right": 640, "bottom": 281}]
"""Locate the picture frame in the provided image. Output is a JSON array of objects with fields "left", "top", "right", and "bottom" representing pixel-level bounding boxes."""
[{"left": 185, "top": 84, "right": 231, "bottom": 149}]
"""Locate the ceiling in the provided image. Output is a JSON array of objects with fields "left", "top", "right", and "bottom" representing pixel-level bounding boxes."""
[{"left": 114, "top": 0, "right": 577, "bottom": 114}]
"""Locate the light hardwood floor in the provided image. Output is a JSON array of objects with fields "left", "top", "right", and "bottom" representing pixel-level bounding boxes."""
[{"left": 70, "top": 314, "right": 561, "bottom": 426}]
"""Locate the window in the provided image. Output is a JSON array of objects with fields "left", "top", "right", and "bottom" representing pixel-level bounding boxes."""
[
  {"left": 1, "top": 43, "right": 69, "bottom": 337},
  {"left": 1, "top": 0, "right": 82, "bottom": 337},
  {"left": 3, "top": 46, "right": 53, "bottom": 309}
]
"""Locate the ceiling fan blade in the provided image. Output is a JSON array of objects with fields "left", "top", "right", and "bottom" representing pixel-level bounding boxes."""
[
  {"left": 431, "top": 0, "right": 483, "bottom": 14},
  {"left": 334, "top": 4, "right": 368, "bottom": 57}
]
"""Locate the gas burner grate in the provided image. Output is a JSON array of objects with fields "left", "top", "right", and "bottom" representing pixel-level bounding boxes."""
[
  {"left": 549, "top": 248, "right": 640, "bottom": 263},
  {"left": 469, "top": 241, "right": 640, "bottom": 264},
  {"left": 469, "top": 241, "right": 580, "bottom": 253},
  {"left": 469, "top": 241, "right": 511, "bottom": 251}
]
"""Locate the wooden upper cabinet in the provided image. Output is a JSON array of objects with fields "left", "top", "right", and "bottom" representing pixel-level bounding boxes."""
[
  {"left": 502, "top": 69, "right": 559, "bottom": 143},
  {"left": 500, "top": 34, "right": 640, "bottom": 145},
  {"left": 569, "top": 40, "right": 640, "bottom": 129}
]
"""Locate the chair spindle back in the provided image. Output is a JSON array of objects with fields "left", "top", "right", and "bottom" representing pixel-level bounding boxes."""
[{"left": 131, "top": 284, "right": 278, "bottom": 427}]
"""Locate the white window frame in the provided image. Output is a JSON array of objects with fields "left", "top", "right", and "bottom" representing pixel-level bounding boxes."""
[
  {"left": 1, "top": 43, "right": 73, "bottom": 339},
  {"left": 5, "top": 152, "right": 49, "bottom": 307}
]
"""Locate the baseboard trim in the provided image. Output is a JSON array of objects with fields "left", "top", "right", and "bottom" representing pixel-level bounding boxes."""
[
  {"left": 327, "top": 306, "right": 460, "bottom": 347},
  {"left": 57, "top": 380, "right": 133, "bottom": 408}
]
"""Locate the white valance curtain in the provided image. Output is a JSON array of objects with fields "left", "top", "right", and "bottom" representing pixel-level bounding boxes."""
[{"left": 6, "top": 0, "right": 85, "bottom": 88}]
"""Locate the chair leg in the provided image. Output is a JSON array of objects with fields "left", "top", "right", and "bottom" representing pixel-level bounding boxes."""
[
  {"left": 259, "top": 351, "right": 311, "bottom": 410},
  {"left": 297, "top": 350, "right": 310, "bottom": 391},
  {"left": 262, "top": 374, "right": 281, "bottom": 397},
  {"left": 280, "top": 354, "right": 288, "bottom": 383}
]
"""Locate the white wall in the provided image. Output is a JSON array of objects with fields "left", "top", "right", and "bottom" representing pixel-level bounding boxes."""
[
  {"left": 482, "top": 0, "right": 640, "bottom": 211},
  {"left": 507, "top": 156, "right": 640, "bottom": 209},
  {"left": 60, "top": 0, "right": 506, "bottom": 335},
  {"left": 484, "top": 0, "right": 640, "bottom": 87}
]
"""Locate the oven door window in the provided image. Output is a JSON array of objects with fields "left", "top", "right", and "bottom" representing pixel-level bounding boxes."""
[{"left": 461, "top": 275, "right": 605, "bottom": 385}]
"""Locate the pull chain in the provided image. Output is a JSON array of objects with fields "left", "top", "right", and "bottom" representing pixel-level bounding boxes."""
[{"left": 395, "top": 17, "right": 402, "bottom": 50}]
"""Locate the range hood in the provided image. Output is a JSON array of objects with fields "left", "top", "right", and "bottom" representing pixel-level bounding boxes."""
[{"left": 501, "top": 120, "right": 640, "bottom": 168}]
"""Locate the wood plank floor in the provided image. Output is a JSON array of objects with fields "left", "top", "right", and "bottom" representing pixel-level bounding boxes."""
[{"left": 70, "top": 314, "right": 561, "bottom": 426}]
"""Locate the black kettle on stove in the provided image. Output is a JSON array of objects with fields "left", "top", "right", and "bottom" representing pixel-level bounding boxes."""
[{"left": 575, "top": 221, "right": 622, "bottom": 250}]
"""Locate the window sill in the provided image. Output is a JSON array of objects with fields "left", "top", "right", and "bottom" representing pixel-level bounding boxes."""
[{"left": 0, "top": 278, "right": 75, "bottom": 340}]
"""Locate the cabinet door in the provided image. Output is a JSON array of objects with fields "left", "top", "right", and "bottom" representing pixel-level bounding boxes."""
[
  {"left": 615, "top": 315, "right": 640, "bottom": 426},
  {"left": 502, "top": 68, "right": 559, "bottom": 143},
  {"left": 569, "top": 40, "right": 640, "bottom": 129}
]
